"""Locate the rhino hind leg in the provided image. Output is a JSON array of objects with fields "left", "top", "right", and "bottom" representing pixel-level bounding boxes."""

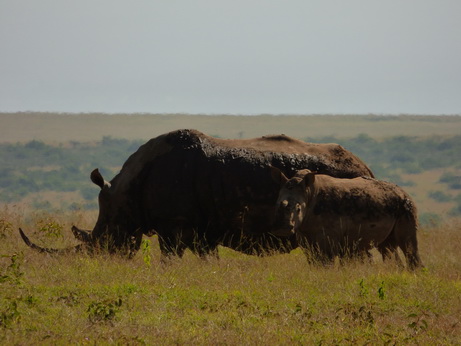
[
  {"left": 190, "top": 228, "right": 220, "bottom": 259},
  {"left": 393, "top": 217, "right": 423, "bottom": 270},
  {"left": 157, "top": 226, "right": 219, "bottom": 263},
  {"left": 158, "top": 235, "right": 187, "bottom": 259},
  {"left": 399, "top": 238, "right": 423, "bottom": 270},
  {"left": 127, "top": 230, "right": 144, "bottom": 259},
  {"left": 377, "top": 236, "right": 404, "bottom": 267}
]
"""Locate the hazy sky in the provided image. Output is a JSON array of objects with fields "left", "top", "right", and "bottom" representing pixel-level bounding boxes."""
[{"left": 1, "top": 1, "right": 460, "bottom": 115}]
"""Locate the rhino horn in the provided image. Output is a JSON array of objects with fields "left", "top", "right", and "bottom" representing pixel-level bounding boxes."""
[{"left": 19, "top": 228, "right": 84, "bottom": 254}]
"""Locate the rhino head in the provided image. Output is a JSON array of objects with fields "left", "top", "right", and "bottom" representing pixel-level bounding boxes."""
[
  {"left": 19, "top": 169, "right": 143, "bottom": 257},
  {"left": 270, "top": 166, "right": 316, "bottom": 237}
]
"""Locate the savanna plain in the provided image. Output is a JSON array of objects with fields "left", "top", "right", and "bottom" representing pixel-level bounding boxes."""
[{"left": 1, "top": 113, "right": 461, "bottom": 344}]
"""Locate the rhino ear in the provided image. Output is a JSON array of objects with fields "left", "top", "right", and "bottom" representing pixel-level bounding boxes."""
[
  {"left": 90, "top": 168, "right": 108, "bottom": 189},
  {"left": 303, "top": 171, "right": 316, "bottom": 187},
  {"left": 271, "top": 166, "right": 289, "bottom": 185}
]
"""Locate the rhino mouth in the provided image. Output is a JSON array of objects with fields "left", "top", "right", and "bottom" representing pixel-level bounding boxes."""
[
  {"left": 270, "top": 225, "right": 295, "bottom": 237},
  {"left": 71, "top": 226, "right": 92, "bottom": 243}
]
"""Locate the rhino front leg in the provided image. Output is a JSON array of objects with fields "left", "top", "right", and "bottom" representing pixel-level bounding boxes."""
[{"left": 158, "top": 235, "right": 187, "bottom": 263}]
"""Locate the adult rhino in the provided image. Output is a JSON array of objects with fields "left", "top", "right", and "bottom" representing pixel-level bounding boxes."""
[
  {"left": 20, "top": 129, "right": 374, "bottom": 260},
  {"left": 270, "top": 167, "right": 423, "bottom": 270}
]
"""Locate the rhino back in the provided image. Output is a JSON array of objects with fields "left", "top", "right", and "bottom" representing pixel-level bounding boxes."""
[{"left": 312, "top": 176, "right": 410, "bottom": 219}]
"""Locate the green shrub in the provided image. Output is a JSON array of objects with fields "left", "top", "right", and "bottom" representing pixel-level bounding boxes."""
[
  {"left": 0, "top": 253, "right": 24, "bottom": 286},
  {"left": 35, "top": 219, "right": 63, "bottom": 239},
  {"left": 0, "top": 219, "right": 13, "bottom": 239},
  {"left": 0, "top": 300, "right": 20, "bottom": 329},
  {"left": 87, "top": 298, "right": 122, "bottom": 324}
]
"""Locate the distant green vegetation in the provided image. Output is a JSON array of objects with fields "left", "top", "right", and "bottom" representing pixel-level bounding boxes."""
[
  {"left": 439, "top": 172, "right": 461, "bottom": 189},
  {"left": 0, "top": 134, "right": 460, "bottom": 216},
  {"left": 305, "top": 134, "right": 461, "bottom": 178},
  {"left": 428, "top": 191, "right": 452, "bottom": 203},
  {"left": 0, "top": 137, "right": 143, "bottom": 208}
]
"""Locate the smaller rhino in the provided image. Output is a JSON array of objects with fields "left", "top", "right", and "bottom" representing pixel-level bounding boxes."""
[{"left": 271, "top": 167, "right": 423, "bottom": 270}]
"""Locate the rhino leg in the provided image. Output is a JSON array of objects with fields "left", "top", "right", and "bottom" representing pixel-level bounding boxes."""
[
  {"left": 315, "top": 235, "right": 337, "bottom": 265},
  {"left": 392, "top": 216, "right": 423, "bottom": 270},
  {"left": 377, "top": 238, "right": 403, "bottom": 267},
  {"left": 127, "top": 229, "right": 143, "bottom": 259},
  {"left": 189, "top": 231, "right": 220, "bottom": 260},
  {"left": 218, "top": 232, "right": 255, "bottom": 255},
  {"left": 297, "top": 234, "right": 334, "bottom": 266},
  {"left": 195, "top": 245, "right": 219, "bottom": 260},
  {"left": 157, "top": 223, "right": 219, "bottom": 261},
  {"left": 158, "top": 235, "right": 187, "bottom": 260},
  {"left": 335, "top": 237, "right": 373, "bottom": 264},
  {"left": 397, "top": 235, "right": 423, "bottom": 270}
]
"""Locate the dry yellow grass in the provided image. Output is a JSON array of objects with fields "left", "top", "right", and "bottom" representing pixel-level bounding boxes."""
[
  {"left": 1, "top": 208, "right": 461, "bottom": 344},
  {"left": 2, "top": 112, "right": 461, "bottom": 143}
]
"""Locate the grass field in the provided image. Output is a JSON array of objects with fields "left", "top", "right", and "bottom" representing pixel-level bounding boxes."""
[
  {"left": 2, "top": 112, "right": 461, "bottom": 143},
  {"left": 1, "top": 208, "right": 460, "bottom": 344}
]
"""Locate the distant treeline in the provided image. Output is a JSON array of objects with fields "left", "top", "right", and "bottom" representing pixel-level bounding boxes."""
[
  {"left": 0, "top": 134, "right": 460, "bottom": 215},
  {"left": 305, "top": 134, "right": 461, "bottom": 185},
  {"left": 0, "top": 137, "right": 143, "bottom": 209}
]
